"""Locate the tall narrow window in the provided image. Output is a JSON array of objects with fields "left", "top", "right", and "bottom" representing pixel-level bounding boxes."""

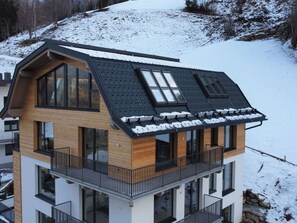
[
  {"left": 156, "top": 133, "right": 177, "bottom": 170},
  {"left": 223, "top": 162, "right": 234, "bottom": 196},
  {"left": 154, "top": 189, "right": 175, "bottom": 223},
  {"left": 47, "top": 71, "right": 55, "bottom": 106},
  {"left": 38, "top": 122, "right": 54, "bottom": 152},
  {"left": 225, "top": 125, "right": 236, "bottom": 151},
  {"left": 222, "top": 204, "right": 233, "bottom": 222},
  {"left": 38, "top": 166, "right": 55, "bottom": 202},
  {"left": 56, "top": 66, "right": 65, "bottom": 107},
  {"left": 211, "top": 128, "right": 218, "bottom": 147},
  {"left": 91, "top": 76, "right": 100, "bottom": 109},
  {"left": 78, "top": 70, "right": 89, "bottom": 108},
  {"left": 67, "top": 65, "right": 78, "bottom": 108},
  {"left": 209, "top": 173, "right": 216, "bottom": 194},
  {"left": 185, "top": 180, "right": 200, "bottom": 216}
]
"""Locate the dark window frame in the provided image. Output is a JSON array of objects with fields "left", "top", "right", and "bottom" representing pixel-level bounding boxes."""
[
  {"left": 222, "top": 204, "right": 233, "bottom": 223},
  {"left": 37, "top": 64, "right": 100, "bottom": 111},
  {"left": 4, "top": 120, "right": 19, "bottom": 132},
  {"left": 209, "top": 173, "right": 217, "bottom": 194},
  {"left": 156, "top": 133, "right": 177, "bottom": 171},
  {"left": 222, "top": 162, "right": 234, "bottom": 196},
  {"left": 5, "top": 144, "right": 13, "bottom": 156},
  {"left": 154, "top": 189, "right": 176, "bottom": 223},
  {"left": 37, "top": 121, "right": 54, "bottom": 153},
  {"left": 211, "top": 127, "right": 218, "bottom": 147},
  {"left": 37, "top": 166, "right": 55, "bottom": 203},
  {"left": 224, "top": 125, "right": 236, "bottom": 152},
  {"left": 194, "top": 73, "right": 228, "bottom": 98},
  {"left": 137, "top": 68, "right": 187, "bottom": 106},
  {"left": 38, "top": 211, "right": 55, "bottom": 223}
]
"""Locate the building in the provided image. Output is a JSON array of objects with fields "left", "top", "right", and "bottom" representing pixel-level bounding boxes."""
[
  {"left": 1, "top": 40, "right": 266, "bottom": 223},
  {"left": 0, "top": 72, "right": 17, "bottom": 167}
]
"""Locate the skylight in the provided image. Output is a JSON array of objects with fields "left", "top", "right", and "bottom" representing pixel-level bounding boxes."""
[
  {"left": 139, "top": 69, "right": 186, "bottom": 105},
  {"left": 194, "top": 74, "right": 228, "bottom": 98}
]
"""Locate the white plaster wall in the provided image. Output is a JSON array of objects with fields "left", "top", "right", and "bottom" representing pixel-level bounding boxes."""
[
  {"left": 174, "top": 184, "right": 185, "bottom": 221},
  {"left": 223, "top": 154, "right": 244, "bottom": 223},
  {"left": 21, "top": 155, "right": 53, "bottom": 223},
  {"left": 55, "top": 178, "right": 82, "bottom": 219},
  {"left": 0, "top": 145, "right": 12, "bottom": 165},
  {"left": 131, "top": 195, "right": 154, "bottom": 223},
  {"left": 109, "top": 197, "right": 132, "bottom": 223}
]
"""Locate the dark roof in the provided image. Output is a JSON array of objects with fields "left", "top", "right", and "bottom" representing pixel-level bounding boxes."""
[{"left": 1, "top": 40, "right": 266, "bottom": 137}]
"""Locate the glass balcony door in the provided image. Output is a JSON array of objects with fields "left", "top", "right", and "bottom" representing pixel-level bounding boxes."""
[
  {"left": 185, "top": 180, "right": 200, "bottom": 216},
  {"left": 186, "top": 130, "right": 203, "bottom": 164}
]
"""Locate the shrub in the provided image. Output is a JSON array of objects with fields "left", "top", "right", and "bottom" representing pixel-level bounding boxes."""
[{"left": 185, "top": 0, "right": 214, "bottom": 14}]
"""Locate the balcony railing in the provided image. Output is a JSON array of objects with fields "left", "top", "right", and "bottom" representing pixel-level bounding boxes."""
[
  {"left": 51, "top": 147, "right": 223, "bottom": 199},
  {"left": 0, "top": 201, "right": 14, "bottom": 223},
  {"left": 52, "top": 201, "right": 83, "bottom": 223},
  {"left": 177, "top": 195, "right": 222, "bottom": 223},
  {"left": 0, "top": 131, "right": 17, "bottom": 144}
]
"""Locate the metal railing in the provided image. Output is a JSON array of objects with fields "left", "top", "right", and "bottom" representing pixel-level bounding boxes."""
[
  {"left": 0, "top": 201, "right": 14, "bottom": 223},
  {"left": 0, "top": 131, "right": 18, "bottom": 145},
  {"left": 51, "top": 147, "right": 223, "bottom": 199},
  {"left": 177, "top": 195, "right": 222, "bottom": 223},
  {"left": 52, "top": 201, "right": 84, "bottom": 223}
]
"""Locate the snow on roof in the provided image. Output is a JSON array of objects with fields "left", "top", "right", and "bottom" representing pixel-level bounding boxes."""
[{"left": 60, "top": 45, "right": 200, "bottom": 70}]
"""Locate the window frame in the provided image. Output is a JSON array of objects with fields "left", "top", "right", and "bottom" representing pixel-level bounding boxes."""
[
  {"left": 37, "top": 121, "right": 54, "bottom": 154},
  {"left": 37, "top": 166, "right": 55, "bottom": 203},
  {"left": 37, "top": 64, "right": 100, "bottom": 111},
  {"left": 222, "top": 204, "right": 233, "bottom": 223},
  {"left": 138, "top": 68, "right": 187, "bottom": 106},
  {"left": 5, "top": 144, "right": 13, "bottom": 156},
  {"left": 222, "top": 162, "right": 234, "bottom": 196},
  {"left": 224, "top": 125, "right": 236, "bottom": 152},
  {"left": 38, "top": 211, "right": 55, "bottom": 223},
  {"left": 209, "top": 173, "right": 217, "bottom": 194},
  {"left": 154, "top": 189, "right": 176, "bottom": 223},
  {"left": 211, "top": 127, "right": 218, "bottom": 147},
  {"left": 194, "top": 73, "right": 228, "bottom": 98},
  {"left": 4, "top": 120, "right": 19, "bottom": 132}
]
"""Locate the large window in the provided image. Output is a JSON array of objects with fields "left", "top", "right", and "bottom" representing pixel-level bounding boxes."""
[
  {"left": 37, "top": 122, "right": 54, "bottom": 152},
  {"left": 138, "top": 69, "right": 186, "bottom": 105},
  {"left": 4, "top": 120, "right": 18, "bottom": 132},
  {"left": 156, "top": 133, "right": 177, "bottom": 170},
  {"left": 83, "top": 188, "right": 109, "bottom": 223},
  {"left": 223, "top": 162, "right": 234, "bottom": 196},
  {"left": 222, "top": 204, "right": 233, "bottom": 223},
  {"left": 37, "top": 64, "right": 100, "bottom": 110},
  {"left": 224, "top": 125, "right": 236, "bottom": 151},
  {"left": 194, "top": 73, "right": 228, "bottom": 98},
  {"left": 5, "top": 144, "right": 13, "bottom": 156},
  {"left": 154, "top": 189, "right": 175, "bottom": 223},
  {"left": 38, "top": 167, "right": 55, "bottom": 202},
  {"left": 38, "top": 211, "right": 55, "bottom": 223},
  {"left": 185, "top": 180, "right": 200, "bottom": 216}
]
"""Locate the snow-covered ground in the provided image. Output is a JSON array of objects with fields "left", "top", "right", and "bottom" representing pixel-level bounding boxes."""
[{"left": 0, "top": 0, "right": 296, "bottom": 222}]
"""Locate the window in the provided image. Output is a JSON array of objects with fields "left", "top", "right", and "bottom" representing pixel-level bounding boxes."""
[
  {"left": 222, "top": 204, "right": 233, "bottom": 223},
  {"left": 4, "top": 120, "right": 18, "bottom": 132},
  {"left": 223, "top": 162, "right": 234, "bottom": 196},
  {"left": 83, "top": 188, "right": 109, "bottom": 223},
  {"left": 156, "top": 133, "right": 177, "bottom": 170},
  {"left": 38, "top": 211, "right": 54, "bottom": 223},
  {"left": 38, "top": 167, "right": 55, "bottom": 201},
  {"left": 194, "top": 74, "right": 228, "bottom": 98},
  {"left": 224, "top": 125, "right": 236, "bottom": 151},
  {"left": 154, "top": 189, "right": 175, "bottom": 223},
  {"left": 209, "top": 173, "right": 216, "bottom": 194},
  {"left": 38, "top": 122, "right": 54, "bottom": 152},
  {"left": 185, "top": 180, "right": 200, "bottom": 216},
  {"left": 211, "top": 128, "right": 218, "bottom": 147},
  {"left": 186, "top": 130, "right": 203, "bottom": 164},
  {"left": 5, "top": 144, "right": 13, "bottom": 156},
  {"left": 37, "top": 64, "right": 100, "bottom": 110},
  {"left": 138, "top": 69, "right": 186, "bottom": 105}
]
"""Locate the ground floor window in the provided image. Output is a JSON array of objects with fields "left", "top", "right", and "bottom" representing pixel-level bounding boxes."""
[
  {"left": 154, "top": 189, "right": 175, "bottom": 223},
  {"left": 5, "top": 144, "right": 13, "bottom": 156},
  {"left": 37, "top": 166, "right": 55, "bottom": 202},
  {"left": 223, "top": 162, "right": 234, "bottom": 196},
  {"left": 222, "top": 204, "right": 233, "bottom": 223},
  {"left": 185, "top": 180, "right": 200, "bottom": 216},
  {"left": 209, "top": 173, "right": 217, "bottom": 194},
  {"left": 83, "top": 188, "right": 109, "bottom": 223},
  {"left": 38, "top": 211, "right": 54, "bottom": 223}
]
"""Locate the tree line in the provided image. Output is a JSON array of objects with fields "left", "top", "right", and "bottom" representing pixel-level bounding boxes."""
[{"left": 0, "top": 0, "right": 123, "bottom": 41}]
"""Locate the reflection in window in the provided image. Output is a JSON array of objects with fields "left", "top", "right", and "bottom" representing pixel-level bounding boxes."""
[
  {"left": 4, "top": 120, "right": 19, "bottom": 132},
  {"left": 225, "top": 125, "right": 236, "bottom": 151},
  {"left": 185, "top": 181, "right": 199, "bottom": 216},
  {"left": 37, "top": 64, "right": 100, "bottom": 110},
  {"left": 38, "top": 167, "right": 55, "bottom": 201},
  {"left": 38, "top": 211, "right": 55, "bottom": 223},
  {"left": 38, "top": 122, "right": 54, "bottom": 151},
  {"left": 154, "top": 189, "right": 174, "bottom": 223},
  {"left": 223, "top": 162, "right": 234, "bottom": 196},
  {"left": 223, "top": 204, "right": 233, "bottom": 223},
  {"left": 156, "top": 134, "right": 176, "bottom": 170}
]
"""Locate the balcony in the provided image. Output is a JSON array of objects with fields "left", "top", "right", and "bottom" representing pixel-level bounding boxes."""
[
  {"left": 52, "top": 201, "right": 83, "bottom": 223},
  {"left": 0, "top": 131, "right": 17, "bottom": 145},
  {"left": 51, "top": 147, "right": 223, "bottom": 199},
  {"left": 178, "top": 195, "right": 223, "bottom": 223}
]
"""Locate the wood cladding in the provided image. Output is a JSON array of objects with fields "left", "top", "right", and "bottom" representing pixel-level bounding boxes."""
[
  {"left": 13, "top": 151, "right": 22, "bottom": 223},
  {"left": 224, "top": 124, "right": 246, "bottom": 159}
]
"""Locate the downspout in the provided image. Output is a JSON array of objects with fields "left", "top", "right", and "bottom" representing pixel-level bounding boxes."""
[{"left": 245, "top": 121, "right": 263, "bottom": 130}]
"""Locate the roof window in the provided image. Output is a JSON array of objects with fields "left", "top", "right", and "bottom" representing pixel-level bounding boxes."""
[
  {"left": 194, "top": 74, "right": 228, "bottom": 98},
  {"left": 138, "top": 69, "right": 186, "bottom": 105}
]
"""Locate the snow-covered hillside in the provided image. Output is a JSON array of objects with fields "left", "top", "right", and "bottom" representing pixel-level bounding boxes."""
[{"left": 0, "top": 0, "right": 296, "bottom": 222}]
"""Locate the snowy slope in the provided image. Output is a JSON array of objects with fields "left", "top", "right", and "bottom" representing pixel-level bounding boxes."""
[{"left": 0, "top": 0, "right": 296, "bottom": 222}]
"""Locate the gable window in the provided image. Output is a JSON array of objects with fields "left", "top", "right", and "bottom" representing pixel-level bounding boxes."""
[
  {"left": 138, "top": 69, "right": 186, "bottom": 105},
  {"left": 154, "top": 189, "right": 175, "bottom": 223},
  {"left": 37, "top": 166, "right": 55, "bottom": 202},
  {"left": 194, "top": 74, "right": 228, "bottom": 98},
  {"left": 224, "top": 125, "right": 236, "bottom": 152},
  {"left": 5, "top": 144, "right": 13, "bottom": 156},
  {"left": 156, "top": 133, "right": 177, "bottom": 170},
  {"left": 37, "top": 64, "right": 100, "bottom": 111},
  {"left": 223, "top": 162, "right": 234, "bottom": 196},
  {"left": 4, "top": 120, "right": 19, "bottom": 132},
  {"left": 37, "top": 122, "right": 54, "bottom": 152}
]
